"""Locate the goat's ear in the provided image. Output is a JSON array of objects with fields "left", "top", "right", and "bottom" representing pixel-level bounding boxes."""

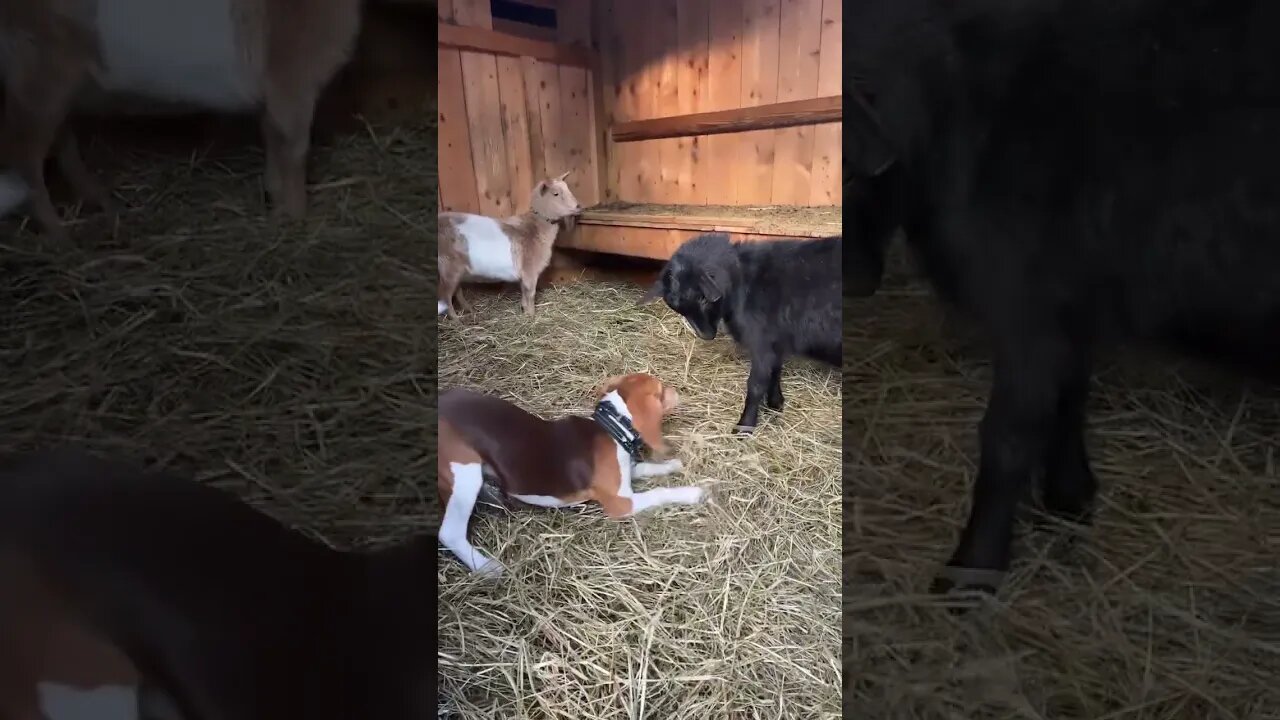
[
  {"left": 537, "top": 181, "right": 548, "bottom": 196},
  {"left": 699, "top": 269, "right": 725, "bottom": 302},
  {"left": 637, "top": 277, "right": 664, "bottom": 306},
  {"left": 848, "top": 89, "right": 897, "bottom": 178}
]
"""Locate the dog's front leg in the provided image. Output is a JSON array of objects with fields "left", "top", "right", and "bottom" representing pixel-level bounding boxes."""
[{"left": 633, "top": 458, "right": 683, "bottom": 479}]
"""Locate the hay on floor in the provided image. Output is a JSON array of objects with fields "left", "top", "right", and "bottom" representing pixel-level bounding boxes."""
[
  {"left": 0, "top": 119, "right": 437, "bottom": 547},
  {"left": 437, "top": 283, "right": 842, "bottom": 719},
  {"left": 844, "top": 254, "right": 1280, "bottom": 718}
]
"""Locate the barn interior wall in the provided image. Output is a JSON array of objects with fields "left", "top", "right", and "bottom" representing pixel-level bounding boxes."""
[
  {"left": 597, "top": 0, "right": 842, "bottom": 207},
  {"left": 437, "top": 0, "right": 601, "bottom": 216},
  {"left": 437, "top": 0, "right": 842, "bottom": 217}
]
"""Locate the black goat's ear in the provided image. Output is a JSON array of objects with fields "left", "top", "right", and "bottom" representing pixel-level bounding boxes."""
[
  {"left": 847, "top": 90, "right": 897, "bottom": 178},
  {"left": 637, "top": 277, "right": 664, "bottom": 305},
  {"left": 700, "top": 269, "right": 724, "bottom": 302}
]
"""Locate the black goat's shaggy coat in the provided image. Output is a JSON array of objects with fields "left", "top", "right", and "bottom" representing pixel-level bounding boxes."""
[
  {"left": 847, "top": 0, "right": 1280, "bottom": 598},
  {"left": 641, "top": 233, "right": 841, "bottom": 432}
]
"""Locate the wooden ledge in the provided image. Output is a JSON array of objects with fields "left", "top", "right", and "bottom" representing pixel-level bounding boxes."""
[
  {"left": 611, "top": 96, "right": 842, "bottom": 143},
  {"left": 438, "top": 23, "right": 595, "bottom": 68}
]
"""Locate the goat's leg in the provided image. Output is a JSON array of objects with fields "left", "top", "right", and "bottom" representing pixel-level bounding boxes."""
[
  {"left": 439, "top": 273, "right": 461, "bottom": 319},
  {"left": 931, "top": 331, "right": 1080, "bottom": 598},
  {"left": 0, "top": 59, "right": 85, "bottom": 241},
  {"left": 261, "top": 87, "right": 318, "bottom": 220},
  {"left": 1037, "top": 351, "right": 1098, "bottom": 524},
  {"left": 735, "top": 350, "right": 781, "bottom": 433},
  {"left": 519, "top": 277, "right": 537, "bottom": 316},
  {"left": 765, "top": 364, "right": 785, "bottom": 411},
  {"left": 453, "top": 286, "right": 471, "bottom": 313},
  {"left": 54, "top": 129, "right": 113, "bottom": 214}
]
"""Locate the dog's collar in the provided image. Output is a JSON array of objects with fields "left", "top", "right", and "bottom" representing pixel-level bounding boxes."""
[{"left": 593, "top": 395, "right": 645, "bottom": 461}]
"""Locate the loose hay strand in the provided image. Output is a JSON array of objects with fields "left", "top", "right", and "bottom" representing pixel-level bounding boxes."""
[{"left": 438, "top": 284, "right": 843, "bottom": 719}]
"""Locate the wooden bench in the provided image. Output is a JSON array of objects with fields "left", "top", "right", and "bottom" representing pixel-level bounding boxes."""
[{"left": 557, "top": 203, "right": 843, "bottom": 261}]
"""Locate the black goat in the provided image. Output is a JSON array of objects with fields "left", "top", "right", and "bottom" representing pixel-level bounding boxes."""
[
  {"left": 639, "top": 233, "right": 841, "bottom": 433},
  {"left": 847, "top": 0, "right": 1280, "bottom": 598}
]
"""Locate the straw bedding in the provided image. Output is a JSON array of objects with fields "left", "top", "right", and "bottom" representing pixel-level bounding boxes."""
[
  {"left": 0, "top": 118, "right": 437, "bottom": 547},
  {"left": 845, "top": 252, "right": 1280, "bottom": 719},
  {"left": 437, "top": 284, "right": 843, "bottom": 719}
]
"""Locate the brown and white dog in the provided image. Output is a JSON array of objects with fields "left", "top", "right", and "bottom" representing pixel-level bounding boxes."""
[
  {"left": 437, "top": 373, "right": 707, "bottom": 575},
  {"left": 437, "top": 171, "right": 583, "bottom": 318},
  {"left": 0, "top": 447, "right": 431, "bottom": 720}
]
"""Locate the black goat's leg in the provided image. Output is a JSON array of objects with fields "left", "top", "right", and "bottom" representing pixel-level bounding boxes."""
[
  {"left": 735, "top": 351, "right": 780, "bottom": 433},
  {"left": 1037, "top": 350, "right": 1098, "bottom": 523},
  {"left": 765, "top": 363, "right": 785, "bottom": 411},
  {"left": 931, "top": 331, "right": 1081, "bottom": 597}
]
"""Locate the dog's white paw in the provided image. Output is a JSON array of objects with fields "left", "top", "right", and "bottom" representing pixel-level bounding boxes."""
[
  {"left": 474, "top": 558, "right": 505, "bottom": 578},
  {"left": 697, "top": 484, "right": 717, "bottom": 505}
]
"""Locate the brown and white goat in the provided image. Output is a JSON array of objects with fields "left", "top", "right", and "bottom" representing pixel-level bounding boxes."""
[
  {"left": 438, "top": 171, "right": 582, "bottom": 318},
  {"left": 0, "top": 0, "right": 364, "bottom": 239},
  {"left": 0, "top": 447, "right": 431, "bottom": 720}
]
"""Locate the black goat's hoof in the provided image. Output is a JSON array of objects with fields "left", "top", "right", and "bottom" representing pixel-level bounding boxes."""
[
  {"left": 733, "top": 423, "right": 757, "bottom": 435},
  {"left": 765, "top": 397, "right": 784, "bottom": 411},
  {"left": 929, "top": 566, "right": 1006, "bottom": 612}
]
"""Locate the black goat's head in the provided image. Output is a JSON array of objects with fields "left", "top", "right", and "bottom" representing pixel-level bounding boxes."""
[{"left": 638, "top": 233, "right": 738, "bottom": 341}]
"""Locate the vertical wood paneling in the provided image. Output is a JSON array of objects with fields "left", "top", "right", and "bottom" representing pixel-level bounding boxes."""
[
  {"left": 614, "top": 2, "right": 646, "bottom": 201},
  {"left": 535, "top": 60, "right": 566, "bottom": 181},
  {"left": 440, "top": 0, "right": 481, "bottom": 212},
  {"left": 454, "top": 0, "right": 512, "bottom": 216},
  {"left": 557, "top": 0, "right": 598, "bottom": 205},
  {"left": 676, "top": 0, "right": 711, "bottom": 205},
  {"left": 652, "top": 0, "right": 682, "bottom": 203},
  {"left": 736, "top": 0, "right": 781, "bottom": 204},
  {"left": 496, "top": 56, "right": 534, "bottom": 210},
  {"left": 770, "top": 0, "right": 824, "bottom": 205},
  {"left": 703, "top": 1, "right": 743, "bottom": 204},
  {"left": 437, "top": 0, "right": 479, "bottom": 213},
  {"left": 520, "top": 56, "right": 549, "bottom": 184},
  {"left": 809, "top": 0, "right": 842, "bottom": 206},
  {"left": 631, "top": 2, "right": 660, "bottom": 202},
  {"left": 590, "top": 0, "right": 616, "bottom": 202}
]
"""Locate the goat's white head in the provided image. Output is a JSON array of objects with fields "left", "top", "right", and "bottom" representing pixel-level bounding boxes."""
[{"left": 530, "top": 170, "right": 582, "bottom": 220}]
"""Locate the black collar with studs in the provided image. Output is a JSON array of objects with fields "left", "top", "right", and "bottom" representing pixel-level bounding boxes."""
[{"left": 593, "top": 399, "right": 645, "bottom": 461}]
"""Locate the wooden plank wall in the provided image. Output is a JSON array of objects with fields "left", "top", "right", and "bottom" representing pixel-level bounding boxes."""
[
  {"left": 437, "top": 0, "right": 601, "bottom": 215},
  {"left": 597, "top": 0, "right": 842, "bottom": 207}
]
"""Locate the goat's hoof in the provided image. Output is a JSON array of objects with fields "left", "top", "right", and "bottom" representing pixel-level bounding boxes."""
[
  {"left": 474, "top": 559, "right": 505, "bottom": 578},
  {"left": 1036, "top": 495, "right": 1096, "bottom": 528},
  {"left": 929, "top": 565, "right": 1006, "bottom": 612},
  {"left": 665, "top": 458, "right": 685, "bottom": 473},
  {"left": 733, "top": 423, "right": 756, "bottom": 435}
]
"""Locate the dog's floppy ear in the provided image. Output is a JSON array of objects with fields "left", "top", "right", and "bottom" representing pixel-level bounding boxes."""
[
  {"left": 637, "top": 276, "right": 664, "bottom": 306},
  {"left": 593, "top": 375, "right": 626, "bottom": 398},
  {"left": 628, "top": 392, "right": 668, "bottom": 455}
]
